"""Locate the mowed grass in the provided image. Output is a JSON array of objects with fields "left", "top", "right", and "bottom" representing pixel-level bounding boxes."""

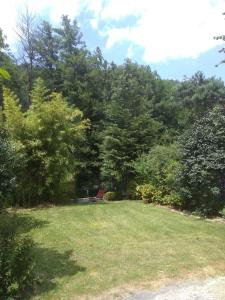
[{"left": 19, "top": 201, "right": 225, "bottom": 299}]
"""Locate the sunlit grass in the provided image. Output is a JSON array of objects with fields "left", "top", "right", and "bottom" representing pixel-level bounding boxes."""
[{"left": 19, "top": 201, "right": 225, "bottom": 299}]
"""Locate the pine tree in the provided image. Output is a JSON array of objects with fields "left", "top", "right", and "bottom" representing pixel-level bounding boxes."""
[{"left": 101, "top": 60, "right": 161, "bottom": 191}]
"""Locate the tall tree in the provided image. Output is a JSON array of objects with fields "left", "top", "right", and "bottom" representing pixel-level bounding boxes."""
[
  {"left": 101, "top": 60, "right": 162, "bottom": 191},
  {"left": 179, "top": 105, "right": 225, "bottom": 215},
  {"left": 35, "top": 21, "right": 59, "bottom": 90},
  {"left": 16, "top": 7, "right": 37, "bottom": 100},
  {"left": 54, "top": 15, "right": 89, "bottom": 107},
  {"left": 0, "top": 29, "right": 28, "bottom": 106},
  {"left": 74, "top": 48, "right": 109, "bottom": 193},
  {"left": 175, "top": 71, "right": 225, "bottom": 128}
]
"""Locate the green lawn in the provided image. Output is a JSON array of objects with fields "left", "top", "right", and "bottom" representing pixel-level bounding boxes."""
[{"left": 18, "top": 201, "right": 225, "bottom": 299}]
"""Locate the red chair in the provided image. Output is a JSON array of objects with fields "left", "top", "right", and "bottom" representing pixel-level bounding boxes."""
[
  {"left": 89, "top": 189, "right": 105, "bottom": 202},
  {"left": 96, "top": 189, "right": 105, "bottom": 199}
]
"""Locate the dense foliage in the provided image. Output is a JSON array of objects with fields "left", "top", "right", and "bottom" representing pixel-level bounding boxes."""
[
  {"left": 101, "top": 61, "right": 161, "bottom": 191},
  {"left": 103, "top": 191, "right": 121, "bottom": 201},
  {"left": 3, "top": 79, "right": 87, "bottom": 206},
  {"left": 0, "top": 129, "right": 15, "bottom": 206},
  {"left": 0, "top": 211, "right": 35, "bottom": 299},
  {"left": 179, "top": 105, "right": 225, "bottom": 215},
  {"left": 0, "top": 11, "right": 225, "bottom": 215},
  {"left": 175, "top": 72, "right": 225, "bottom": 129},
  {"left": 134, "top": 144, "right": 182, "bottom": 207}
]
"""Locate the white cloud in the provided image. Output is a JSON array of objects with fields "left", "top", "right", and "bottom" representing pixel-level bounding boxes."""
[
  {"left": 90, "top": 18, "right": 98, "bottom": 29},
  {"left": 127, "top": 45, "right": 134, "bottom": 58},
  {"left": 96, "top": 0, "right": 225, "bottom": 62},
  {"left": 0, "top": 0, "right": 86, "bottom": 45},
  {"left": 0, "top": 0, "right": 224, "bottom": 63},
  {"left": 105, "top": 27, "right": 130, "bottom": 48}
]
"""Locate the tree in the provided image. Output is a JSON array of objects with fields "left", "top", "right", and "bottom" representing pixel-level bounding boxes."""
[
  {"left": 0, "top": 30, "right": 10, "bottom": 103},
  {"left": 75, "top": 47, "right": 109, "bottom": 194},
  {"left": 214, "top": 14, "right": 225, "bottom": 66},
  {"left": 0, "top": 28, "right": 28, "bottom": 108},
  {"left": 178, "top": 105, "right": 225, "bottom": 215},
  {"left": 150, "top": 79, "right": 180, "bottom": 141},
  {"left": 175, "top": 72, "right": 225, "bottom": 129},
  {"left": 101, "top": 60, "right": 162, "bottom": 191},
  {"left": 35, "top": 20, "right": 59, "bottom": 90},
  {"left": 3, "top": 79, "right": 88, "bottom": 205},
  {"left": 16, "top": 7, "right": 37, "bottom": 100},
  {"left": 54, "top": 15, "right": 89, "bottom": 107}
]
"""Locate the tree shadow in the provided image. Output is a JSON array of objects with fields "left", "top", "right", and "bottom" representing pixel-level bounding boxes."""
[
  {"left": 15, "top": 213, "right": 49, "bottom": 234},
  {"left": 0, "top": 210, "right": 49, "bottom": 235},
  {"left": 31, "top": 247, "right": 85, "bottom": 298},
  {"left": 2, "top": 211, "right": 85, "bottom": 299}
]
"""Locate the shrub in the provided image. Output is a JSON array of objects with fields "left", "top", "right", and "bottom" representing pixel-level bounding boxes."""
[
  {"left": 136, "top": 184, "right": 161, "bottom": 203},
  {"left": 136, "top": 184, "right": 183, "bottom": 207},
  {"left": 133, "top": 144, "right": 179, "bottom": 192},
  {"left": 0, "top": 211, "right": 35, "bottom": 299},
  {"left": 161, "top": 192, "right": 184, "bottom": 208},
  {"left": 134, "top": 144, "right": 180, "bottom": 206},
  {"left": 103, "top": 191, "right": 121, "bottom": 201}
]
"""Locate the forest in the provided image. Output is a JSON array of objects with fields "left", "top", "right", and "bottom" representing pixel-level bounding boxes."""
[{"left": 1, "top": 11, "right": 225, "bottom": 216}]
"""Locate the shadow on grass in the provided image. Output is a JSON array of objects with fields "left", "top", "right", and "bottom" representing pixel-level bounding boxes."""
[
  {"left": 32, "top": 248, "right": 85, "bottom": 298},
  {"left": 15, "top": 214, "right": 49, "bottom": 234},
  {"left": 4, "top": 212, "right": 85, "bottom": 299}
]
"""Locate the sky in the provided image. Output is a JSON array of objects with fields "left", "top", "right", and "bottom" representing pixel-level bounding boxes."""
[{"left": 1, "top": 0, "right": 225, "bottom": 81}]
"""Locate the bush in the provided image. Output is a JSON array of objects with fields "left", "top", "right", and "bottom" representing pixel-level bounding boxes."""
[
  {"left": 133, "top": 144, "right": 179, "bottom": 188},
  {"left": 136, "top": 184, "right": 183, "bottom": 207},
  {"left": 136, "top": 184, "right": 161, "bottom": 203},
  {"left": 103, "top": 191, "right": 121, "bottom": 201},
  {"left": 133, "top": 144, "right": 179, "bottom": 201},
  {"left": 134, "top": 145, "right": 180, "bottom": 207},
  {"left": 161, "top": 192, "right": 184, "bottom": 208},
  {"left": 0, "top": 211, "right": 35, "bottom": 299}
]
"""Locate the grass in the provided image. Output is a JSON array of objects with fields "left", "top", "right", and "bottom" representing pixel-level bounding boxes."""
[{"left": 17, "top": 201, "right": 225, "bottom": 299}]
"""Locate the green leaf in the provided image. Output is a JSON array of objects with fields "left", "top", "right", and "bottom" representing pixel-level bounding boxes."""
[{"left": 0, "top": 68, "right": 10, "bottom": 80}]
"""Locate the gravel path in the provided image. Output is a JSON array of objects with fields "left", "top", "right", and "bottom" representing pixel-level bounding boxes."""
[{"left": 125, "top": 276, "right": 225, "bottom": 300}]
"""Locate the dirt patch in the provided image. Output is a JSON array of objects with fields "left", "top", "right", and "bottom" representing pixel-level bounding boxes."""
[
  {"left": 125, "top": 276, "right": 225, "bottom": 300},
  {"left": 74, "top": 266, "right": 225, "bottom": 300}
]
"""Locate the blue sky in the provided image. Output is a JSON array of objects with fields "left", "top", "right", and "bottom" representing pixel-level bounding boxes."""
[{"left": 1, "top": 0, "right": 225, "bottom": 81}]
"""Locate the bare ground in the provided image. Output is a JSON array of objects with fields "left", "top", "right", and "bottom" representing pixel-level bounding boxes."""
[{"left": 125, "top": 276, "right": 225, "bottom": 300}]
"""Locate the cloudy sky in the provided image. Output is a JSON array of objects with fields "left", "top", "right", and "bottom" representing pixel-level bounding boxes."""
[{"left": 1, "top": 0, "right": 225, "bottom": 80}]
